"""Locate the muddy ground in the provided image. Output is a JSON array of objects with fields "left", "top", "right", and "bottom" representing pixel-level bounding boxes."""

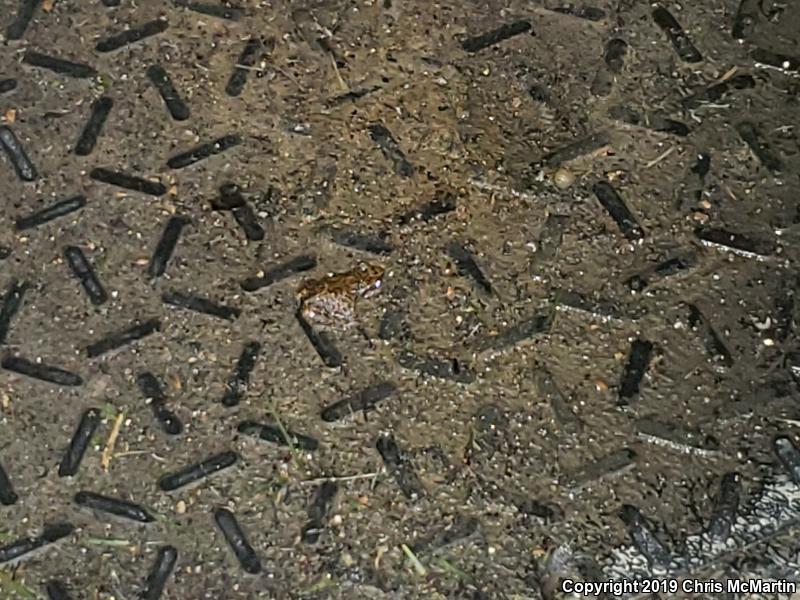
[{"left": 1, "top": 0, "right": 800, "bottom": 598}]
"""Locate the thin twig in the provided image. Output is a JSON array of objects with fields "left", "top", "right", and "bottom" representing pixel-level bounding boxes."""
[
  {"left": 87, "top": 538, "right": 130, "bottom": 547},
  {"left": 329, "top": 52, "right": 348, "bottom": 91},
  {"left": 101, "top": 412, "right": 124, "bottom": 471},
  {"left": 719, "top": 65, "right": 739, "bottom": 82},
  {"left": 299, "top": 471, "right": 381, "bottom": 486},
  {"left": 645, "top": 146, "right": 676, "bottom": 168}
]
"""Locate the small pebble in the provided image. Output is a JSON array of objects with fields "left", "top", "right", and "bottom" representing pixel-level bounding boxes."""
[
  {"left": 176, "top": 500, "right": 186, "bottom": 514},
  {"left": 553, "top": 168, "right": 575, "bottom": 189}
]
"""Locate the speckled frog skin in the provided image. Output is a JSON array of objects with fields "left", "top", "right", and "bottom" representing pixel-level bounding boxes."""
[{"left": 296, "top": 264, "right": 384, "bottom": 330}]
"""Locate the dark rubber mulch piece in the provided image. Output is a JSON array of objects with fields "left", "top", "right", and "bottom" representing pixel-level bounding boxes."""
[
  {"left": 1, "top": 355, "right": 83, "bottom": 386},
  {"left": 708, "top": 472, "right": 740, "bottom": 541},
  {"left": 461, "top": 20, "right": 532, "bottom": 53},
  {"left": 528, "top": 83, "right": 549, "bottom": 103},
  {"left": 0, "top": 279, "right": 29, "bottom": 344},
  {"left": 695, "top": 226, "right": 775, "bottom": 257},
  {"left": 752, "top": 47, "right": 800, "bottom": 73},
  {"left": 22, "top": 50, "right": 98, "bottom": 78},
  {"left": 148, "top": 215, "right": 190, "bottom": 278},
  {"left": 0, "top": 79, "right": 18, "bottom": 94},
  {"left": 74, "top": 491, "right": 155, "bottom": 523},
  {"left": 74, "top": 96, "right": 113, "bottom": 156},
  {"left": 604, "top": 38, "right": 628, "bottom": 72},
  {"left": 732, "top": 0, "right": 759, "bottom": 39},
  {"left": 516, "top": 498, "right": 564, "bottom": 524},
  {"left": 552, "top": 5, "right": 605, "bottom": 21},
  {"left": 166, "top": 134, "right": 241, "bottom": 169},
  {"left": 162, "top": 290, "right": 240, "bottom": 321},
  {"left": 240, "top": 254, "right": 317, "bottom": 291},
  {"left": 681, "top": 74, "right": 755, "bottom": 110},
  {"left": 301, "top": 481, "right": 338, "bottom": 544},
  {"left": 625, "top": 253, "right": 697, "bottom": 292},
  {"left": 411, "top": 515, "right": 480, "bottom": 555},
  {"left": 591, "top": 38, "right": 628, "bottom": 97},
  {"left": 735, "top": 121, "right": 784, "bottom": 173},
  {"left": 86, "top": 318, "right": 160, "bottom": 358},
  {"left": 295, "top": 312, "right": 344, "bottom": 368},
  {"left": 221, "top": 341, "right": 261, "bottom": 407},
  {"left": 146, "top": 65, "right": 190, "bottom": 121},
  {"left": 0, "top": 461, "right": 18, "bottom": 505},
  {"left": 396, "top": 350, "right": 475, "bottom": 383},
  {"left": 89, "top": 167, "right": 167, "bottom": 196},
  {"left": 214, "top": 508, "right": 261, "bottom": 574},
  {"left": 532, "top": 214, "right": 569, "bottom": 265},
  {"left": 238, "top": 421, "right": 319, "bottom": 451},
  {"left": 680, "top": 151, "right": 713, "bottom": 210},
  {"left": 226, "top": 37, "right": 262, "bottom": 97},
  {"left": 686, "top": 303, "right": 734, "bottom": 368},
  {"left": 447, "top": 242, "right": 493, "bottom": 296},
  {"left": 474, "top": 314, "right": 553, "bottom": 352},
  {"left": 212, "top": 183, "right": 264, "bottom": 241},
  {"left": 378, "top": 309, "right": 410, "bottom": 342},
  {"left": 690, "top": 151, "right": 711, "bottom": 179},
  {"left": 142, "top": 545, "right": 178, "bottom": 600},
  {"left": 534, "top": 369, "right": 583, "bottom": 435},
  {"left": 321, "top": 381, "right": 398, "bottom": 422},
  {"left": 618, "top": 505, "right": 671, "bottom": 568},
  {"left": 608, "top": 106, "right": 689, "bottom": 137},
  {"left": 212, "top": 182, "right": 246, "bottom": 210},
  {"left": 618, "top": 340, "right": 654, "bottom": 404},
  {"left": 158, "top": 451, "right": 238, "bottom": 491},
  {"left": 64, "top": 245, "right": 108, "bottom": 305},
  {"left": 101, "top": 0, "right": 120, "bottom": 5},
  {"left": 0, "top": 522, "right": 74, "bottom": 565},
  {"left": 173, "top": 0, "right": 243, "bottom": 20},
  {"left": 136, "top": 372, "right": 183, "bottom": 435},
  {"left": 540, "top": 131, "right": 609, "bottom": 167},
  {"left": 396, "top": 191, "right": 457, "bottom": 225},
  {"left": 0, "top": 126, "right": 38, "bottom": 181},
  {"left": 45, "top": 580, "right": 73, "bottom": 600},
  {"left": 773, "top": 276, "right": 796, "bottom": 343},
  {"left": 651, "top": 5, "right": 702, "bottom": 63},
  {"left": 327, "top": 85, "right": 381, "bottom": 107},
  {"left": 592, "top": 181, "right": 644, "bottom": 240},
  {"left": 774, "top": 436, "right": 800, "bottom": 483},
  {"left": 95, "top": 19, "right": 169, "bottom": 52},
  {"left": 16, "top": 195, "right": 86, "bottom": 230},
  {"left": 231, "top": 204, "right": 264, "bottom": 241},
  {"left": 376, "top": 433, "right": 425, "bottom": 500},
  {"left": 368, "top": 123, "right": 414, "bottom": 178},
  {"left": 327, "top": 229, "right": 394, "bottom": 255},
  {"left": 0, "top": 246, "right": 10, "bottom": 260},
  {"left": 5, "top": 0, "right": 41, "bottom": 40},
  {"left": 58, "top": 408, "right": 101, "bottom": 477}
]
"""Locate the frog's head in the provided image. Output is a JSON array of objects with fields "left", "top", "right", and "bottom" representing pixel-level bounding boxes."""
[{"left": 357, "top": 263, "right": 385, "bottom": 297}]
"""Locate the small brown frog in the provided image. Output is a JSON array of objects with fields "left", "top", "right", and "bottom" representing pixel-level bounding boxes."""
[{"left": 297, "top": 263, "right": 385, "bottom": 330}]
